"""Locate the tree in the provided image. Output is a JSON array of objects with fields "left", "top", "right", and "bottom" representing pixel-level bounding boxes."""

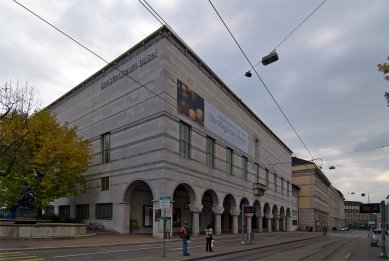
[
  {"left": 0, "top": 82, "right": 90, "bottom": 217},
  {"left": 377, "top": 56, "right": 389, "bottom": 106}
]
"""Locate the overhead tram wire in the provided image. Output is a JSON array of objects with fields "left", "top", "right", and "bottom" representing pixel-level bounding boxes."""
[
  {"left": 317, "top": 144, "right": 389, "bottom": 160},
  {"left": 208, "top": 0, "right": 315, "bottom": 160},
  {"left": 230, "top": 0, "right": 328, "bottom": 85},
  {"left": 12, "top": 0, "right": 179, "bottom": 115},
  {"left": 255, "top": 0, "right": 328, "bottom": 68}
]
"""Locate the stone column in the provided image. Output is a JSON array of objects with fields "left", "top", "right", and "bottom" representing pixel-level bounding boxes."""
[
  {"left": 189, "top": 204, "right": 203, "bottom": 236},
  {"left": 118, "top": 202, "right": 130, "bottom": 234},
  {"left": 212, "top": 206, "right": 224, "bottom": 236},
  {"left": 267, "top": 215, "right": 273, "bottom": 232},
  {"left": 245, "top": 213, "right": 254, "bottom": 234},
  {"left": 281, "top": 217, "right": 286, "bottom": 231},
  {"left": 275, "top": 215, "right": 280, "bottom": 232},
  {"left": 257, "top": 213, "right": 264, "bottom": 233},
  {"left": 230, "top": 209, "right": 240, "bottom": 235},
  {"left": 287, "top": 217, "right": 292, "bottom": 231}
]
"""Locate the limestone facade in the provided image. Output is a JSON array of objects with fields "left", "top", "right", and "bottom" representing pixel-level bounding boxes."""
[{"left": 49, "top": 26, "right": 298, "bottom": 237}]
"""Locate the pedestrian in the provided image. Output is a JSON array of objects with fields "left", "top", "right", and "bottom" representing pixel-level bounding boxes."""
[
  {"left": 180, "top": 221, "right": 191, "bottom": 256},
  {"left": 205, "top": 224, "right": 213, "bottom": 252}
]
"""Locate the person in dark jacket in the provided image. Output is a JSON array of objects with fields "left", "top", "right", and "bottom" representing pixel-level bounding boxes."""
[{"left": 182, "top": 221, "right": 191, "bottom": 256}]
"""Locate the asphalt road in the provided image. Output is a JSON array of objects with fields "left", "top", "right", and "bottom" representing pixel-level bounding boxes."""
[
  {"left": 1, "top": 230, "right": 387, "bottom": 261},
  {"left": 205, "top": 230, "right": 388, "bottom": 261}
]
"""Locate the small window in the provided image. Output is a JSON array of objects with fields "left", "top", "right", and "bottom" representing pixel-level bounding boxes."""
[
  {"left": 265, "top": 169, "right": 270, "bottom": 188},
  {"left": 75, "top": 204, "right": 89, "bottom": 219},
  {"left": 226, "top": 147, "right": 233, "bottom": 175},
  {"left": 101, "top": 132, "right": 111, "bottom": 164},
  {"left": 242, "top": 156, "right": 248, "bottom": 180},
  {"left": 179, "top": 121, "right": 191, "bottom": 159},
  {"left": 206, "top": 136, "right": 215, "bottom": 168},
  {"left": 59, "top": 205, "right": 70, "bottom": 219},
  {"left": 101, "top": 176, "right": 109, "bottom": 191},
  {"left": 96, "top": 203, "right": 113, "bottom": 219}
]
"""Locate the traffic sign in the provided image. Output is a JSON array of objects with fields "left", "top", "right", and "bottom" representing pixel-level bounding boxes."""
[{"left": 159, "top": 196, "right": 171, "bottom": 209}]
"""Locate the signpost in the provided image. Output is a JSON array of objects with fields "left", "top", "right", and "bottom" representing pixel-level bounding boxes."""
[
  {"left": 380, "top": 201, "right": 387, "bottom": 258},
  {"left": 160, "top": 196, "right": 170, "bottom": 257}
]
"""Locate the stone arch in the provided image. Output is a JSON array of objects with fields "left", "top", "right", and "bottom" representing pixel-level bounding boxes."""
[
  {"left": 172, "top": 183, "right": 197, "bottom": 230},
  {"left": 263, "top": 203, "right": 272, "bottom": 232},
  {"left": 171, "top": 182, "right": 197, "bottom": 203},
  {"left": 222, "top": 194, "right": 237, "bottom": 233},
  {"left": 253, "top": 200, "right": 262, "bottom": 232},
  {"left": 122, "top": 180, "right": 154, "bottom": 234},
  {"left": 238, "top": 198, "right": 250, "bottom": 233},
  {"left": 272, "top": 205, "right": 279, "bottom": 232},
  {"left": 280, "top": 206, "right": 286, "bottom": 231},
  {"left": 200, "top": 189, "right": 219, "bottom": 231},
  {"left": 286, "top": 208, "right": 292, "bottom": 231}
]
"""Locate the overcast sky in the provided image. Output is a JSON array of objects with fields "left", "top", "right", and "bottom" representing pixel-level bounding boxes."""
[{"left": 1, "top": 0, "right": 388, "bottom": 203}]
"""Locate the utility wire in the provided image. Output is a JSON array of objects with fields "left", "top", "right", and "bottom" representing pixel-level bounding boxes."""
[
  {"left": 252, "top": 0, "right": 328, "bottom": 68},
  {"left": 14, "top": 0, "right": 280, "bottom": 164},
  {"left": 317, "top": 144, "right": 389, "bottom": 159},
  {"left": 209, "top": 0, "right": 315, "bottom": 160},
  {"left": 12, "top": 0, "right": 178, "bottom": 114}
]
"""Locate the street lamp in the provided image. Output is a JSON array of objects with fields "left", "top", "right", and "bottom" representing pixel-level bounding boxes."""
[
  {"left": 261, "top": 51, "right": 279, "bottom": 66},
  {"left": 245, "top": 51, "right": 279, "bottom": 78}
]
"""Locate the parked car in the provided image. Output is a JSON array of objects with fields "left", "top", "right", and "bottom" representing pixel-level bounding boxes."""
[{"left": 340, "top": 226, "right": 348, "bottom": 231}]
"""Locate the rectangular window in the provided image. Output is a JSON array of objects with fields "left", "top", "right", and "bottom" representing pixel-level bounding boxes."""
[
  {"left": 274, "top": 174, "right": 277, "bottom": 192},
  {"left": 101, "top": 132, "right": 111, "bottom": 164},
  {"left": 179, "top": 121, "right": 191, "bottom": 159},
  {"left": 59, "top": 205, "right": 70, "bottom": 219},
  {"left": 255, "top": 163, "right": 259, "bottom": 183},
  {"left": 96, "top": 203, "right": 113, "bottom": 219},
  {"left": 242, "top": 156, "right": 248, "bottom": 180},
  {"left": 281, "top": 178, "right": 284, "bottom": 195},
  {"left": 206, "top": 136, "right": 215, "bottom": 168},
  {"left": 101, "top": 176, "right": 109, "bottom": 191},
  {"left": 266, "top": 169, "right": 269, "bottom": 188},
  {"left": 287, "top": 181, "right": 290, "bottom": 196},
  {"left": 226, "top": 147, "right": 233, "bottom": 175},
  {"left": 75, "top": 204, "right": 89, "bottom": 219}
]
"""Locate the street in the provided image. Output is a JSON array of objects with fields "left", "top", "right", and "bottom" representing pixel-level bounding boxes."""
[{"left": 1, "top": 231, "right": 387, "bottom": 261}]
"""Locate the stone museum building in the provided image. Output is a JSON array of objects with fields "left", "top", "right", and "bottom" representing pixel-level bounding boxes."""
[
  {"left": 292, "top": 157, "right": 344, "bottom": 231},
  {"left": 49, "top": 26, "right": 299, "bottom": 237}
]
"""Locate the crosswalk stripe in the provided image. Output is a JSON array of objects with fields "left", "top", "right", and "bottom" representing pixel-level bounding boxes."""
[{"left": 0, "top": 252, "right": 43, "bottom": 261}]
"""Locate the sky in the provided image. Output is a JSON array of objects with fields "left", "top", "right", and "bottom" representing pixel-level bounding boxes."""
[{"left": 1, "top": 0, "right": 388, "bottom": 204}]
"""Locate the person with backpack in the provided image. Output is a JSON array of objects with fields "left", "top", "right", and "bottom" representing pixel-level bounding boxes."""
[
  {"left": 205, "top": 224, "right": 213, "bottom": 252},
  {"left": 180, "top": 221, "right": 190, "bottom": 256}
]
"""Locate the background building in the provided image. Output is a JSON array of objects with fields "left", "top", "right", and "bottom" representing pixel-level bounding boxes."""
[
  {"left": 48, "top": 26, "right": 298, "bottom": 237},
  {"left": 344, "top": 201, "right": 370, "bottom": 228},
  {"left": 292, "top": 157, "right": 344, "bottom": 231}
]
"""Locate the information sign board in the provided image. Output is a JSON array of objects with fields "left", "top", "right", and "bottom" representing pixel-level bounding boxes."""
[
  {"left": 360, "top": 203, "right": 380, "bottom": 213},
  {"left": 159, "top": 196, "right": 171, "bottom": 209}
]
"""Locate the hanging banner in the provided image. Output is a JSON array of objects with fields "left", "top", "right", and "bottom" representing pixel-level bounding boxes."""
[
  {"left": 204, "top": 101, "right": 248, "bottom": 153},
  {"left": 177, "top": 79, "right": 248, "bottom": 153}
]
